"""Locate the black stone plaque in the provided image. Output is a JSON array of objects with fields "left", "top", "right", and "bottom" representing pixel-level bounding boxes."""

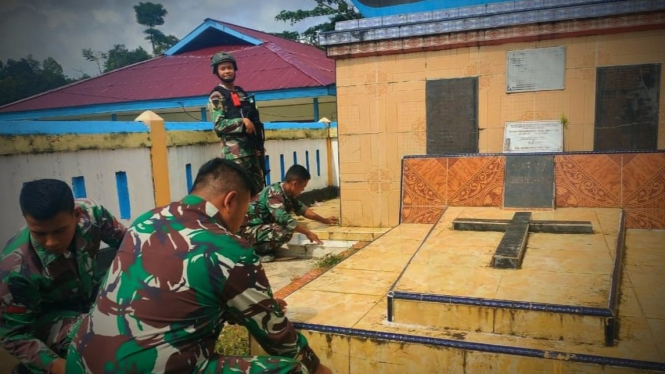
[
  {"left": 504, "top": 155, "right": 554, "bottom": 208},
  {"left": 594, "top": 64, "right": 661, "bottom": 151},
  {"left": 426, "top": 77, "right": 479, "bottom": 154}
]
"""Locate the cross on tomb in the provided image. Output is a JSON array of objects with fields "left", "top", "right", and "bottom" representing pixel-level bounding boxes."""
[{"left": 452, "top": 212, "right": 594, "bottom": 269}]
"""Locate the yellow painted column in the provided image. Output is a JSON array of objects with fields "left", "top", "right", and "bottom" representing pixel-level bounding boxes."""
[
  {"left": 320, "top": 117, "right": 334, "bottom": 187},
  {"left": 136, "top": 111, "right": 171, "bottom": 206}
]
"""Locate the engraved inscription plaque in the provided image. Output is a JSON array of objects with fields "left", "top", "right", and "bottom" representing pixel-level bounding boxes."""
[
  {"left": 507, "top": 47, "right": 566, "bottom": 93},
  {"left": 504, "top": 156, "right": 554, "bottom": 209},
  {"left": 504, "top": 121, "right": 563, "bottom": 153},
  {"left": 426, "top": 77, "right": 478, "bottom": 154},
  {"left": 594, "top": 64, "right": 660, "bottom": 151}
]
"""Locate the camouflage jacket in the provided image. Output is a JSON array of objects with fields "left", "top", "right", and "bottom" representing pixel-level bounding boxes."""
[
  {"left": 66, "top": 195, "right": 320, "bottom": 374},
  {"left": 243, "top": 183, "right": 308, "bottom": 231},
  {"left": 0, "top": 199, "right": 126, "bottom": 371},
  {"left": 208, "top": 85, "right": 259, "bottom": 160}
]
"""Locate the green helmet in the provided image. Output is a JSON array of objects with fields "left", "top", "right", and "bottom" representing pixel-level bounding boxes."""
[{"left": 211, "top": 52, "right": 237, "bottom": 73}]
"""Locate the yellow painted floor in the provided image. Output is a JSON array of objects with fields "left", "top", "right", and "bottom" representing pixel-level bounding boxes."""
[{"left": 283, "top": 207, "right": 665, "bottom": 365}]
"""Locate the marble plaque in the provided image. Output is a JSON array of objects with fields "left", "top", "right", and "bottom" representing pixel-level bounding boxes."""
[
  {"left": 503, "top": 121, "right": 563, "bottom": 153},
  {"left": 507, "top": 47, "right": 566, "bottom": 93}
]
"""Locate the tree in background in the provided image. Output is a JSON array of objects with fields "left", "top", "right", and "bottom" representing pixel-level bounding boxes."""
[
  {"left": 81, "top": 49, "right": 108, "bottom": 75},
  {"left": 81, "top": 2, "right": 178, "bottom": 75},
  {"left": 144, "top": 29, "right": 180, "bottom": 55},
  {"left": 82, "top": 45, "right": 151, "bottom": 74},
  {"left": 105, "top": 45, "right": 152, "bottom": 72},
  {"left": 133, "top": 2, "right": 179, "bottom": 55},
  {"left": 0, "top": 56, "right": 84, "bottom": 106},
  {"left": 274, "top": 0, "right": 362, "bottom": 46},
  {"left": 81, "top": 2, "right": 179, "bottom": 75}
]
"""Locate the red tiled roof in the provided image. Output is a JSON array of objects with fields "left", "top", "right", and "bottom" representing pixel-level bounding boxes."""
[{"left": 0, "top": 20, "right": 335, "bottom": 113}]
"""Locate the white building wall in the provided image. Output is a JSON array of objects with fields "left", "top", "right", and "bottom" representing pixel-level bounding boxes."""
[
  {"left": 167, "top": 143, "right": 220, "bottom": 201},
  {"left": 0, "top": 148, "right": 154, "bottom": 244},
  {"left": 168, "top": 137, "right": 337, "bottom": 201}
]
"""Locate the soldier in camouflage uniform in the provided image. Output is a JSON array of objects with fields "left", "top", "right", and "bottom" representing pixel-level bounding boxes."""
[
  {"left": 0, "top": 179, "right": 126, "bottom": 374},
  {"left": 66, "top": 159, "right": 332, "bottom": 374},
  {"left": 239, "top": 165, "right": 338, "bottom": 263},
  {"left": 208, "top": 51, "right": 266, "bottom": 193}
]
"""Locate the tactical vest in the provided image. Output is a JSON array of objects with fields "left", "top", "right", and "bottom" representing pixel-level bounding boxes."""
[
  {"left": 211, "top": 85, "right": 266, "bottom": 156},
  {"left": 212, "top": 85, "right": 255, "bottom": 121}
]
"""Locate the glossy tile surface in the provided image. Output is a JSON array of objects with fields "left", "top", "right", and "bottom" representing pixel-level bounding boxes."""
[
  {"left": 278, "top": 207, "right": 665, "bottom": 367},
  {"left": 395, "top": 207, "right": 617, "bottom": 308},
  {"left": 400, "top": 153, "right": 665, "bottom": 229}
]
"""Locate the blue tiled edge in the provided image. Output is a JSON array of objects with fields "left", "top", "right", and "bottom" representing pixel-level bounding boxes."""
[
  {"left": 292, "top": 323, "right": 665, "bottom": 371},
  {"left": 390, "top": 291, "right": 613, "bottom": 317},
  {"left": 323, "top": 0, "right": 665, "bottom": 45}
]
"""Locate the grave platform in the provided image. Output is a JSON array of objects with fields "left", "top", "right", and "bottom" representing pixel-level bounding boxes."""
[
  {"left": 251, "top": 151, "right": 665, "bottom": 372},
  {"left": 390, "top": 207, "right": 620, "bottom": 347},
  {"left": 252, "top": 211, "right": 665, "bottom": 373}
]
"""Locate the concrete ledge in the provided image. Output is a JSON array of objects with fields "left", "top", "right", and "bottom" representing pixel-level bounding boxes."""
[{"left": 0, "top": 132, "right": 151, "bottom": 155}]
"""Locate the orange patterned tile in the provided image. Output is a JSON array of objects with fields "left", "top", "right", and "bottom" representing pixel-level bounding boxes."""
[
  {"left": 622, "top": 153, "right": 665, "bottom": 209},
  {"left": 625, "top": 208, "right": 665, "bottom": 229},
  {"left": 401, "top": 206, "right": 445, "bottom": 224},
  {"left": 401, "top": 158, "right": 447, "bottom": 206},
  {"left": 447, "top": 157, "right": 504, "bottom": 207},
  {"left": 554, "top": 154, "right": 622, "bottom": 208}
]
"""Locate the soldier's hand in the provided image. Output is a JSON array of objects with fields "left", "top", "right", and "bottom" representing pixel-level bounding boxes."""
[
  {"left": 50, "top": 358, "right": 67, "bottom": 374},
  {"left": 275, "top": 298, "right": 288, "bottom": 313},
  {"left": 242, "top": 118, "right": 256, "bottom": 134},
  {"left": 306, "top": 232, "right": 323, "bottom": 245},
  {"left": 325, "top": 216, "right": 338, "bottom": 225},
  {"left": 314, "top": 364, "right": 333, "bottom": 374}
]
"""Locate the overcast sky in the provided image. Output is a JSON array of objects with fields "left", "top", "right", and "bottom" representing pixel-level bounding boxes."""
[{"left": 0, "top": 0, "right": 329, "bottom": 77}]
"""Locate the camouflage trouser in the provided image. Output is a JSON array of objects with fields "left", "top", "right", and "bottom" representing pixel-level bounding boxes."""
[
  {"left": 24, "top": 310, "right": 86, "bottom": 373},
  {"left": 228, "top": 155, "right": 265, "bottom": 194},
  {"left": 202, "top": 355, "right": 308, "bottom": 374},
  {"left": 239, "top": 224, "right": 293, "bottom": 254}
]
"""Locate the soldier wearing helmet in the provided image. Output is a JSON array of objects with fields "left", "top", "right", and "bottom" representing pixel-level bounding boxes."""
[{"left": 208, "top": 52, "right": 267, "bottom": 193}]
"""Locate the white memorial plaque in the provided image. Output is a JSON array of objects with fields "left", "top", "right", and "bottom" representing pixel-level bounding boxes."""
[
  {"left": 503, "top": 121, "right": 563, "bottom": 153},
  {"left": 506, "top": 47, "right": 565, "bottom": 93}
]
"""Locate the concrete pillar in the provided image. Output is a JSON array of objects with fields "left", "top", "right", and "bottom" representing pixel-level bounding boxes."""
[{"left": 135, "top": 111, "right": 171, "bottom": 207}]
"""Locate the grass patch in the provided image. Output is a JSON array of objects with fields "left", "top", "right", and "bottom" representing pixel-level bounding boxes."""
[
  {"left": 215, "top": 325, "right": 250, "bottom": 356},
  {"left": 314, "top": 253, "right": 344, "bottom": 269}
]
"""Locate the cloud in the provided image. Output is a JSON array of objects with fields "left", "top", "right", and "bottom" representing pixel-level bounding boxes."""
[
  {"left": 0, "top": 0, "right": 330, "bottom": 77},
  {"left": 92, "top": 9, "right": 123, "bottom": 25}
]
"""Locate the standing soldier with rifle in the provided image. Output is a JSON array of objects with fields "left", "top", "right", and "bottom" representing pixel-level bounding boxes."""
[{"left": 208, "top": 51, "right": 267, "bottom": 193}]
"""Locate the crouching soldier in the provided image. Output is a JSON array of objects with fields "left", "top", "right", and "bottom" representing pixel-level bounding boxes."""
[
  {"left": 65, "top": 159, "right": 332, "bottom": 374},
  {"left": 0, "top": 179, "right": 126, "bottom": 374},
  {"left": 239, "top": 165, "right": 338, "bottom": 263}
]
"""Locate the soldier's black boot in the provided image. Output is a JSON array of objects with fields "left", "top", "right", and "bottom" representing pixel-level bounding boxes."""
[
  {"left": 254, "top": 242, "right": 276, "bottom": 263},
  {"left": 10, "top": 364, "right": 31, "bottom": 374}
]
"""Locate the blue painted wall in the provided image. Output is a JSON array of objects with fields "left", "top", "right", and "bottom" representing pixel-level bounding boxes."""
[
  {"left": 0, "top": 121, "right": 337, "bottom": 135},
  {"left": 351, "top": 0, "right": 513, "bottom": 18},
  {"left": 0, "top": 121, "right": 148, "bottom": 135}
]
